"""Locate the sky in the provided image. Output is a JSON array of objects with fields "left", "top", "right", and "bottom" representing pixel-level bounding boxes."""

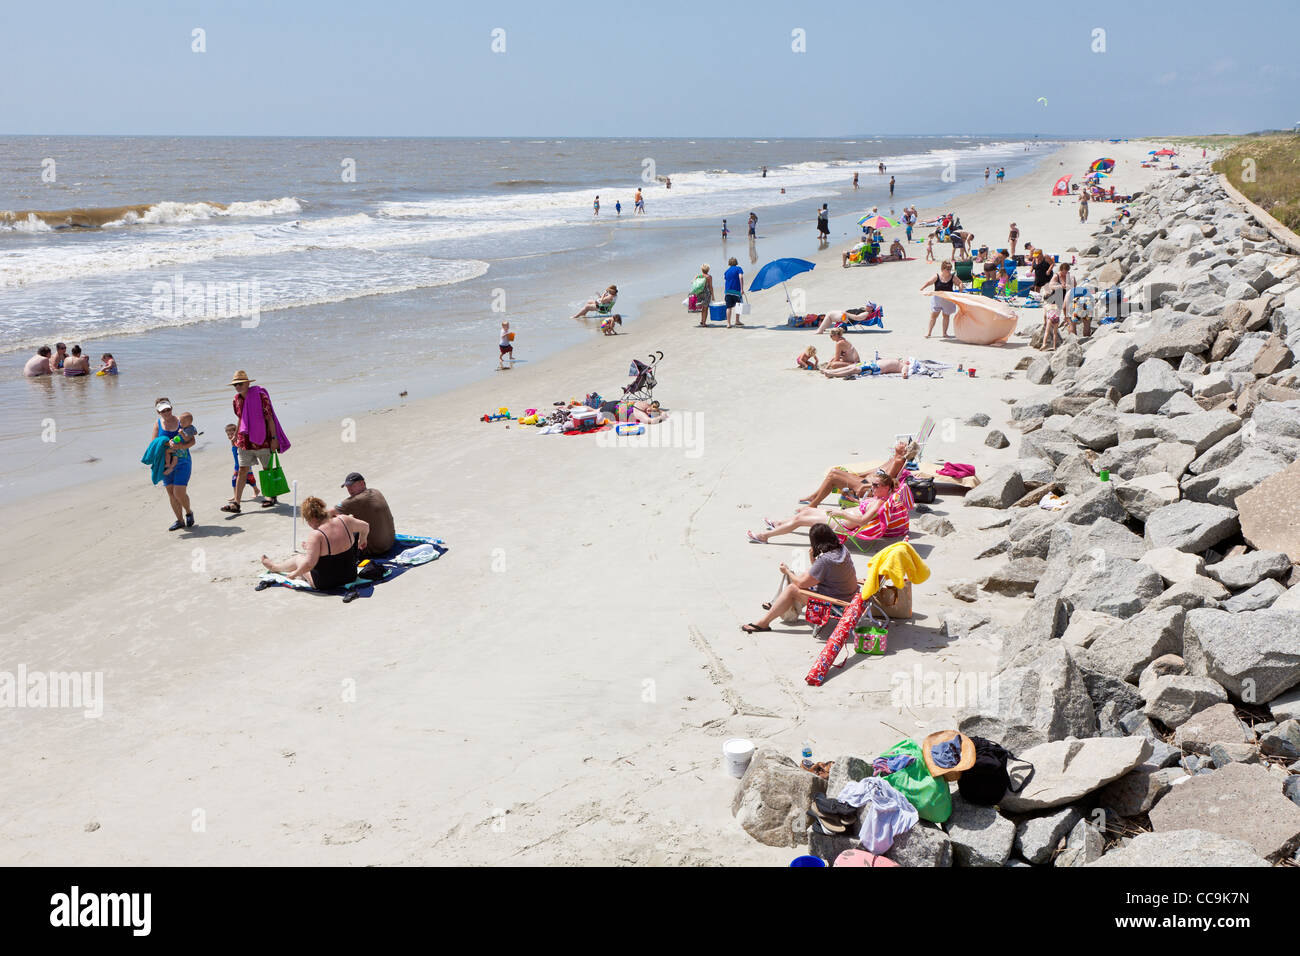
[{"left": 1, "top": 0, "right": 1296, "bottom": 138}]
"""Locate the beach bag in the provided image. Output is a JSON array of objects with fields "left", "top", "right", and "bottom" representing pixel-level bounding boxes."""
[
  {"left": 907, "top": 475, "right": 936, "bottom": 504},
  {"left": 687, "top": 294, "right": 698, "bottom": 311},
  {"left": 880, "top": 738, "right": 952, "bottom": 823},
  {"left": 957, "top": 736, "right": 1034, "bottom": 806},
  {"left": 258, "top": 452, "right": 290, "bottom": 498},
  {"left": 690, "top": 274, "right": 708, "bottom": 296}
]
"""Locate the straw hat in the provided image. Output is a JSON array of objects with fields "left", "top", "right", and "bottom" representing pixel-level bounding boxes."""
[
  {"left": 229, "top": 370, "right": 255, "bottom": 386},
  {"left": 922, "top": 730, "right": 976, "bottom": 781}
]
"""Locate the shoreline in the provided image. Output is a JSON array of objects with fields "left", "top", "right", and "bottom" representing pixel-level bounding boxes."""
[{"left": 2, "top": 139, "right": 1150, "bottom": 866}]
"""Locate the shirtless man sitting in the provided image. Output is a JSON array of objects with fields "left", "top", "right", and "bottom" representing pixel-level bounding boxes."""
[{"left": 24, "top": 345, "right": 52, "bottom": 377}]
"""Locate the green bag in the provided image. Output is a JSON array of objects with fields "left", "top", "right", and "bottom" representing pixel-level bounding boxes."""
[
  {"left": 882, "top": 737, "right": 952, "bottom": 823},
  {"left": 258, "top": 451, "right": 290, "bottom": 498}
]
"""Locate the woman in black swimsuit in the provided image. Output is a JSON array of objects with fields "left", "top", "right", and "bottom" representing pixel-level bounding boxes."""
[
  {"left": 920, "top": 260, "right": 963, "bottom": 338},
  {"left": 261, "top": 496, "right": 370, "bottom": 590}
]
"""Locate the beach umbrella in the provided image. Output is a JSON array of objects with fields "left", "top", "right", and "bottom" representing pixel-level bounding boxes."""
[
  {"left": 1155, "top": 149, "right": 1175, "bottom": 156},
  {"left": 857, "top": 214, "right": 899, "bottom": 229},
  {"left": 750, "top": 257, "right": 816, "bottom": 315},
  {"left": 1089, "top": 158, "right": 1115, "bottom": 172},
  {"left": 1052, "top": 174, "right": 1072, "bottom": 196}
]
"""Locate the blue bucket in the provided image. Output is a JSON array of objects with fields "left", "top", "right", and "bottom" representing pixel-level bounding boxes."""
[
  {"left": 789, "top": 855, "right": 826, "bottom": 867},
  {"left": 708, "top": 303, "right": 727, "bottom": 322}
]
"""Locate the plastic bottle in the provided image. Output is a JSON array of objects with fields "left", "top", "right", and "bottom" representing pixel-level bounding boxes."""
[{"left": 801, "top": 741, "right": 813, "bottom": 769}]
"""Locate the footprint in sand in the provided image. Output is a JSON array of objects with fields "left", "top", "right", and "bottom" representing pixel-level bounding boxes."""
[{"left": 322, "top": 820, "right": 372, "bottom": 845}]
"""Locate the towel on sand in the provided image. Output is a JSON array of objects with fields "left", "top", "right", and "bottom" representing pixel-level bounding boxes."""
[{"left": 861, "top": 541, "right": 930, "bottom": 599}]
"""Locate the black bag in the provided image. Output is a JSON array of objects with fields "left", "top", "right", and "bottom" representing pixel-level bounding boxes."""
[
  {"left": 357, "top": 561, "right": 386, "bottom": 582},
  {"left": 907, "top": 475, "right": 937, "bottom": 504},
  {"left": 957, "top": 736, "right": 1033, "bottom": 806}
]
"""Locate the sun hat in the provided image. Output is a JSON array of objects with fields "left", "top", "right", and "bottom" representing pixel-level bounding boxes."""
[
  {"left": 922, "top": 730, "right": 976, "bottom": 781},
  {"left": 229, "top": 370, "right": 254, "bottom": 386}
]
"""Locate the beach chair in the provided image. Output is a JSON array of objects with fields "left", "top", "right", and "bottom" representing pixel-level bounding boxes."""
[{"left": 954, "top": 261, "right": 974, "bottom": 282}]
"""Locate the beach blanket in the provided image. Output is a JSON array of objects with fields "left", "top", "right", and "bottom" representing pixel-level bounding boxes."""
[
  {"left": 141, "top": 436, "right": 169, "bottom": 485},
  {"left": 254, "top": 533, "right": 446, "bottom": 602}
]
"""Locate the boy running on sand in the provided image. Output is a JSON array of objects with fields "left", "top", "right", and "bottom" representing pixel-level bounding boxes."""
[{"left": 498, "top": 321, "right": 514, "bottom": 370}]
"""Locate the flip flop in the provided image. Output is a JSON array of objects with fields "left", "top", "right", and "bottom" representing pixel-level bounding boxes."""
[
  {"left": 741, "top": 623, "right": 772, "bottom": 633},
  {"left": 761, "top": 602, "right": 773, "bottom": 611},
  {"left": 763, "top": 517, "right": 777, "bottom": 530},
  {"left": 746, "top": 531, "right": 767, "bottom": 544},
  {"left": 261, "top": 498, "right": 276, "bottom": 508}
]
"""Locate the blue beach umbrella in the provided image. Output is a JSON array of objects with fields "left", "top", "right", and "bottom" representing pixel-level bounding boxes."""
[{"left": 750, "top": 257, "right": 816, "bottom": 315}]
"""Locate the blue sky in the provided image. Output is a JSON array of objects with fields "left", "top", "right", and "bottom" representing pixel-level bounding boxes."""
[{"left": 2, "top": 0, "right": 1295, "bottom": 137}]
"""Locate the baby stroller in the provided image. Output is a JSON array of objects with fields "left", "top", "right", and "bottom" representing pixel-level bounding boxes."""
[{"left": 622, "top": 351, "right": 662, "bottom": 401}]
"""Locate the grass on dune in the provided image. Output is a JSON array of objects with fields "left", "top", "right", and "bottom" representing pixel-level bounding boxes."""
[{"left": 1212, "top": 132, "right": 1300, "bottom": 231}]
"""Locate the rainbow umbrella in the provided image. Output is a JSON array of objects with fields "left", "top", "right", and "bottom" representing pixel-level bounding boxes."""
[
  {"left": 857, "top": 214, "right": 899, "bottom": 229},
  {"left": 1089, "top": 158, "right": 1115, "bottom": 172}
]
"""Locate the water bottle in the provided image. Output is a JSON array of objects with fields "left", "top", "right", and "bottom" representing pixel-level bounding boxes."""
[{"left": 801, "top": 741, "right": 813, "bottom": 769}]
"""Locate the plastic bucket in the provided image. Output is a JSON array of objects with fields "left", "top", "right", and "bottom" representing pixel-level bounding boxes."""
[
  {"left": 722, "top": 738, "right": 755, "bottom": 778},
  {"left": 708, "top": 303, "right": 727, "bottom": 322},
  {"left": 789, "top": 855, "right": 827, "bottom": 867}
]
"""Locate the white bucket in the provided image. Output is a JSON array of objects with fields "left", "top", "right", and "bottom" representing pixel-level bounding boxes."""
[{"left": 722, "top": 738, "right": 756, "bottom": 778}]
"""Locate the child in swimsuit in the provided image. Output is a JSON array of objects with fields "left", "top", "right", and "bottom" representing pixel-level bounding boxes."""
[
  {"left": 226, "top": 423, "right": 258, "bottom": 496},
  {"left": 164, "top": 412, "right": 197, "bottom": 475},
  {"left": 98, "top": 353, "right": 118, "bottom": 375},
  {"left": 599, "top": 313, "right": 623, "bottom": 335},
  {"left": 797, "top": 346, "right": 819, "bottom": 370}
]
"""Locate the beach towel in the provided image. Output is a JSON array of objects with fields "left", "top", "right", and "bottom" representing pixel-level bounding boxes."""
[
  {"left": 141, "top": 436, "right": 169, "bottom": 485},
  {"left": 237, "top": 385, "right": 292, "bottom": 453},
  {"left": 936, "top": 462, "right": 976, "bottom": 479},
  {"left": 861, "top": 541, "right": 930, "bottom": 601},
  {"left": 806, "top": 594, "right": 864, "bottom": 686}
]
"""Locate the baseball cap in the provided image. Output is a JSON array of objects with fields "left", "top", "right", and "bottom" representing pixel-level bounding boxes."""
[{"left": 341, "top": 472, "right": 364, "bottom": 487}]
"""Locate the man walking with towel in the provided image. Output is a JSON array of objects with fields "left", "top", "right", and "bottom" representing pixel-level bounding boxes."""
[{"left": 222, "top": 370, "right": 291, "bottom": 514}]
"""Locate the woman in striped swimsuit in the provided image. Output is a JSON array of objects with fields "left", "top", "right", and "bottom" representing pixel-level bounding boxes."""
[{"left": 747, "top": 471, "right": 912, "bottom": 545}]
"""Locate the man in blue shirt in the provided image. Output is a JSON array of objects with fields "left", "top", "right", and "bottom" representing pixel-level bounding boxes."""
[{"left": 723, "top": 257, "right": 745, "bottom": 328}]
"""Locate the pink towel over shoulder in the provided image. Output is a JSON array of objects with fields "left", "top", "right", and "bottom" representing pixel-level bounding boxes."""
[{"left": 237, "top": 386, "right": 292, "bottom": 453}]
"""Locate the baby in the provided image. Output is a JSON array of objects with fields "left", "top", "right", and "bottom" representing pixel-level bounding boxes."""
[
  {"left": 225, "top": 423, "right": 259, "bottom": 496},
  {"left": 163, "top": 412, "right": 197, "bottom": 475},
  {"left": 796, "top": 345, "right": 819, "bottom": 370}
]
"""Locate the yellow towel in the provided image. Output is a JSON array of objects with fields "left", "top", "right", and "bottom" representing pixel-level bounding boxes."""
[{"left": 861, "top": 541, "right": 930, "bottom": 598}]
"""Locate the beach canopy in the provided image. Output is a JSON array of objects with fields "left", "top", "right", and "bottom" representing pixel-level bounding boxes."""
[
  {"left": 1052, "top": 174, "right": 1072, "bottom": 196},
  {"left": 1154, "top": 149, "right": 1175, "bottom": 156},
  {"left": 1089, "top": 158, "right": 1115, "bottom": 172},
  {"left": 750, "top": 257, "right": 816, "bottom": 315},
  {"left": 857, "top": 214, "right": 899, "bottom": 229}
]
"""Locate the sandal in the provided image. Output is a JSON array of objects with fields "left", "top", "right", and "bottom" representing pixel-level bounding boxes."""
[
  {"left": 746, "top": 531, "right": 767, "bottom": 544},
  {"left": 220, "top": 503, "right": 241, "bottom": 514},
  {"left": 764, "top": 517, "right": 777, "bottom": 530},
  {"left": 761, "top": 602, "right": 773, "bottom": 611},
  {"left": 741, "top": 623, "right": 772, "bottom": 633},
  {"left": 261, "top": 498, "right": 277, "bottom": 508}
]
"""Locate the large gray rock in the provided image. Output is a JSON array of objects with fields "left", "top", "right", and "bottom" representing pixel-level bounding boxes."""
[
  {"left": 1259, "top": 719, "right": 1300, "bottom": 761},
  {"left": 980, "top": 558, "right": 1047, "bottom": 597},
  {"left": 1205, "top": 550, "right": 1293, "bottom": 589},
  {"left": 1133, "top": 357, "right": 1186, "bottom": 413},
  {"left": 1187, "top": 450, "right": 1289, "bottom": 509},
  {"left": 1059, "top": 483, "right": 1129, "bottom": 526},
  {"left": 1068, "top": 400, "right": 1120, "bottom": 451},
  {"left": 1098, "top": 439, "right": 1196, "bottom": 482},
  {"left": 1113, "top": 472, "right": 1180, "bottom": 522},
  {"left": 1055, "top": 817, "right": 1105, "bottom": 867},
  {"left": 1097, "top": 764, "right": 1186, "bottom": 816},
  {"left": 731, "top": 748, "right": 827, "bottom": 847},
  {"left": 1144, "top": 501, "right": 1240, "bottom": 553},
  {"left": 991, "top": 644, "right": 1098, "bottom": 742},
  {"left": 1222, "top": 578, "right": 1286, "bottom": 613},
  {"left": 1143, "top": 675, "right": 1230, "bottom": 728},
  {"left": 825, "top": 755, "right": 872, "bottom": 801},
  {"left": 1235, "top": 460, "right": 1300, "bottom": 562},
  {"left": 1000, "top": 736, "right": 1153, "bottom": 813},
  {"left": 1013, "top": 807, "right": 1083, "bottom": 865},
  {"left": 1061, "top": 557, "right": 1166, "bottom": 619},
  {"left": 1134, "top": 315, "right": 1223, "bottom": 361},
  {"left": 955, "top": 714, "right": 1046, "bottom": 756},
  {"left": 946, "top": 795, "right": 1016, "bottom": 867},
  {"left": 1061, "top": 610, "right": 1122, "bottom": 649},
  {"left": 1150, "top": 576, "right": 1229, "bottom": 612},
  {"left": 1085, "top": 606, "right": 1186, "bottom": 683},
  {"left": 1183, "top": 608, "right": 1300, "bottom": 704},
  {"left": 1172, "top": 701, "right": 1252, "bottom": 753},
  {"left": 1014, "top": 458, "right": 1058, "bottom": 489},
  {"left": 1148, "top": 761, "right": 1300, "bottom": 862},
  {"left": 884, "top": 824, "right": 953, "bottom": 867},
  {"left": 1268, "top": 686, "right": 1300, "bottom": 722},
  {"left": 964, "top": 466, "right": 1027, "bottom": 509},
  {"left": 1139, "top": 547, "right": 1206, "bottom": 585},
  {"left": 1089, "top": 829, "right": 1269, "bottom": 867},
  {"left": 1152, "top": 410, "right": 1242, "bottom": 455}
]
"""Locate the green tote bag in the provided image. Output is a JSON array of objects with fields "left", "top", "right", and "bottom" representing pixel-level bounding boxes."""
[
  {"left": 882, "top": 737, "right": 953, "bottom": 823},
  {"left": 259, "top": 452, "right": 290, "bottom": 498}
]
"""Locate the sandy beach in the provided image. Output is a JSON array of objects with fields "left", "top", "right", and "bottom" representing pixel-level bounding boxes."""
[{"left": 2, "top": 141, "right": 1168, "bottom": 865}]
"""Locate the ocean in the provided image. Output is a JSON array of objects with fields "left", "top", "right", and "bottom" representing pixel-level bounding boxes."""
[{"left": 0, "top": 135, "right": 1054, "bottom": 498}]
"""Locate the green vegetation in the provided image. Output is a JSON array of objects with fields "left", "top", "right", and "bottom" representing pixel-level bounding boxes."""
[{"left": 1213, "top": 132, "right": 1300, "bottom": 231}]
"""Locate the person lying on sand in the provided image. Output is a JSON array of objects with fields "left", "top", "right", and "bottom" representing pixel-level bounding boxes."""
[
  {"left": 821, "top": 356, "right": 906, "bottom": 379},
  {"left": 740, "top": 524, "right": 858, "bottom": 633},
  {"left": 613, "top": 399, "right": 667, "bottom": 424},
  {"left": 822, "top": 329, "right": 860, "bottom": 370},
  {"left": 797, "top": 440, "right": 915, "bottom": 507}
]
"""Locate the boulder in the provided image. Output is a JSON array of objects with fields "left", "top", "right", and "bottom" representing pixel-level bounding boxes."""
[
  {"left": 1089, "top": 829, "right": 1269, "bottom": 867},
  {"left": 946, "top": 795, "right": 1016, "bottom": 867},
  {"left": 1055, "top": 817, "right": 1106, "bottom": 867},
  {"left": 1172, "top": 702, "right": 1252, "bottom": 753},
  {"left": 1143, "top": 675, "right": 1230, "bottom": 728},
  {"left": 947, "top": 579, "right": 978, "bottom": 603},
  {"left": 1152, "top": 409, "right": 1242, "bottom": 455},
  {"left": 1014, "top": 458, "right": 1058, "bottom": 489},
  {"left": 955, "top": 714, "right": 1046, "bottom": 757},
  {"left": 1113, "top": 472, "right": 1180, "bottom": 522},
  {"left": 885, "top": 823, "right": 953, "bottom": 867},
  {"left": 991, "top": 643, "right": 1097, "bottom": 741},
  {"left": 940, "top": 607, "right": 992, "bottom": 639},
  {"left": 731, "top": 748, "right": 827, "bottom": 847},
  {"left": 1013, "top": 808, "right": 1083, "bottom": 865},
  {"left": 1134, "top": 315, "right": 1223, "bottom": 361},
  {"left": 1252, "top": 334, "right": 1294, "bottom": 376},
  {"left": 1235, "top": 461, "right": 1300, "bottom": 562},
  {"left": 964, "top": 466, "right": 1026, "bottom": 509},
  {"left": 1148, "top": 762, "right": 1300, "bottom": 862},
  {"left": 1085, "top": 605, "right": 1186, "bottom": 683},
  {"left": 1189, "top": 430, "right": 1242, "bottom": 475},
  {"left": 1191, "top": 449, "right": 1288, "bottom": 509},
  {"left": 1139, "top": 547, "right": 1206, "bottom": 585},
  {"left": 825, "top": 755, "right": 873, "bottom": 801},
  {"left": 980, "top": 558, "right": 1047, "bottom": 597},
  {"left": 999, "top": 736, "right": 1153, "bottom": 813},
  {"left": 1097, "top": 764, "right": 1185, "bottom": 816},
  {"left": 913, "top": 513, "right": 957, "bottom": 538},
  {"left": 1159, "top": 391, "right": 1203, "bottom": 417},
  {"left": 1222, "top": 578, "right": 1286, "bottom": 613},
  {"left": 1259, "top": 719, "right": 1300, "bottom": 761},
  {"left": 1061, "top": 610, "right": 1122, "bottom": 649},
  {"left": 1183, "top": 608, "right": 1300, "bottom": 704},
  {"left": 1150, "top": 576, "right": 1229, "bottom": 612},
  {"left": 1143, "top": 501, "right": 1240, "bottom": 553},
  {"left": 1059, "top": 483, "right": 1128, "bottom": 526},
  {"left": 1061, "top": 557, "right": 1166, "bottom": 619},
  {"left": 984, "top": 429, "right": 1010, "bottom": 449},
  {"left": 1138, "top": 653, "right": 1190, "bottom": 695},
  {"left": 1133, "top": 357, "right": 1185, "bottom": 413},
  {"left": 1116, "top": 413, "right": 1163, "bottom": 443},
  {"left": 1268, "top": 686, "right": 1300, "bottom": 723},
  {"left": 1068, "top": 400, "right": 1120, "bottom": 451},
  {"left": 965, "top": 412, "right": 992, "bottom": 427}
]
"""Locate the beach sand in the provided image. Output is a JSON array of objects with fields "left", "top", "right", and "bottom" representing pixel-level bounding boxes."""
[{"left": 0, "top": 141, "right": 1164, "bottom": 865}]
